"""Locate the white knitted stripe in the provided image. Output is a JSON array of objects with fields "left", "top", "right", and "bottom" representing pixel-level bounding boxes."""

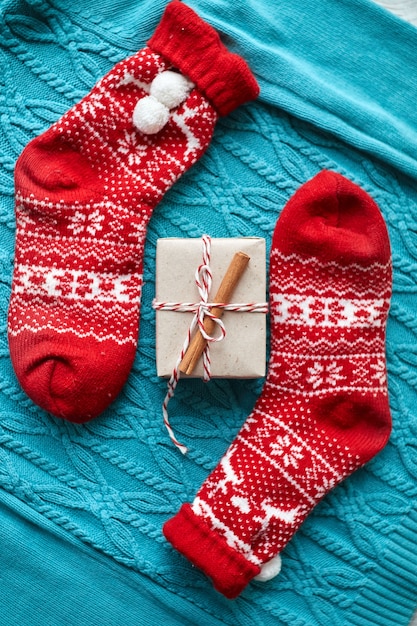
[
  {"left": 13, "top": 245, "right": 143, "bottom": 265},
  {"left": 267, "top": 380, "right": 387, "bottom": 398},
  {"left": 12, "top": 264, "right": 141, "bottom": 304},
  {"left": 10, "top": 295, "right": 140, "bottom": 315},
  {"left": 267, "top": 354, "right": 387, "bottom": 393},
  {"left": 269, "top": 352, "right": 386, "bottom": 360},
  {"left": 270, "top": 248, "right": 392, "bottom": 272},
  {"left": 7, "top": 323, "right": 137, "bottom": 345},
  {"left": 271, "top": 294, "right": 390, "bottom": 328},
  {"left": 270, "top": 278, "right": 389, "bottom": 299},
  {"left": 272, "top": 334, "right": 384, "bottom": 346},
  {"left": 16, "top": 193, "right": 145, "bottom": 218}
]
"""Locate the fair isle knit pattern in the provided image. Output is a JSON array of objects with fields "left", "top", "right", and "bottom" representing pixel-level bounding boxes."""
[
  {"left": 9, "top": 44, "right": 198, "bottom": 347},
  {"left": 164, "top": 171, "right": 392, "bottom": 598},
  {"left": 7, "top": 48, "right": 216, "bottom": 421},
  {"left": 6, "top": 0, "right": 258, "bottom": 422},
  {"left": 1, "top": 1, "right": 417, "bottom": 625}
]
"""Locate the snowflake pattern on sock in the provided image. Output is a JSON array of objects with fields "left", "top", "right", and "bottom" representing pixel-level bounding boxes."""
[
  {"left": 164, "top": 171, "right": 393, "bottom": 598},
  {"left": 7, "top": 1, "right": 258, "bottom": 422}
]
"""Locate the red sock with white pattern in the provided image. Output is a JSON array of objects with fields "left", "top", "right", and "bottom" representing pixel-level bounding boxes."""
[
  {"left": 7, "top": 1, "right": 258, "bottom": 422},
  {"left": 163, "top": 170, "right": 393, "bottom": 598}
]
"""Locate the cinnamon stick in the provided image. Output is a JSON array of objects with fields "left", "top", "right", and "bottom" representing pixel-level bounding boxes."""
[{"left": 179, "top": 251, "right": 250, "bottom": 376}]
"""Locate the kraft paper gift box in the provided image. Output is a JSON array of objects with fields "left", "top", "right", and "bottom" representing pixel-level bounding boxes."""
[{"left": 154, "top": 237, "right": 267, "bottom": 378}]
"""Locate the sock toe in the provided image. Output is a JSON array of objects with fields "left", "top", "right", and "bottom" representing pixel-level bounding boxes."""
[
  {"left": 9, "top": 332, "right": 134, "bottom": 422},
  {"left": 276, "top": 170, "right": 391, "bottom": 264}
]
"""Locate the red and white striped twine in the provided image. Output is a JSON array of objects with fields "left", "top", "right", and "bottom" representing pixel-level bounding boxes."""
[{"left": 152, "top": 235, "right": 268, "bottom": 454}]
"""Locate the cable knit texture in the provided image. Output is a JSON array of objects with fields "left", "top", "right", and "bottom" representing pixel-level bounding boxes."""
[{"left": 1, "top": 0, "right": 417, "bottom": 624}]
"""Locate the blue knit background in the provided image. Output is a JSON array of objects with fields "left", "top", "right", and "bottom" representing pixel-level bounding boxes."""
[{"left": 0, "top": 1, "right": 416, "bottom": 624}]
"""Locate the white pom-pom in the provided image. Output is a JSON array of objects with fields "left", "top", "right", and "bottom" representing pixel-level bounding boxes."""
[
  {"left": 132, "top": 71, "right": 194, "bottom": 135},
  {"left": 253, "top": 554, "right": 282, "bottom": 582},
  {"left": 132, "top": 95, "right": 169, "bottom": 134},
  {"left": 150, "top": 70, "right": 194, "bottom": 110}
]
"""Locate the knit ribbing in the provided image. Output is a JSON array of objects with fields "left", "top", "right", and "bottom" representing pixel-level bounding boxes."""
[{"left": 146, "top": 1, "right": 259, "bottom": 116}]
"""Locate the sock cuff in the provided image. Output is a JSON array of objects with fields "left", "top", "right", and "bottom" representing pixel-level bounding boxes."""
[
  {"left": 163, "top": 503, "right": 260, "bottom": 599},
  {"left": 148, "top": 1, "right": 259, "bottom": 116}
]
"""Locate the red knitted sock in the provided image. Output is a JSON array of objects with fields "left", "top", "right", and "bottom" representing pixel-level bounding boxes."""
[
  {"left": 163, "top": 170, "right": 393, "bottom": 598},
  {"left": 7, "top": 1, "right": 258, "bottom": 422}
]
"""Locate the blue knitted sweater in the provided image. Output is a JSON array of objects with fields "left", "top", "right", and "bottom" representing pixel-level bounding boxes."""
[{"left": 0, "top": 0, "right": 416, "bottom": 624}]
